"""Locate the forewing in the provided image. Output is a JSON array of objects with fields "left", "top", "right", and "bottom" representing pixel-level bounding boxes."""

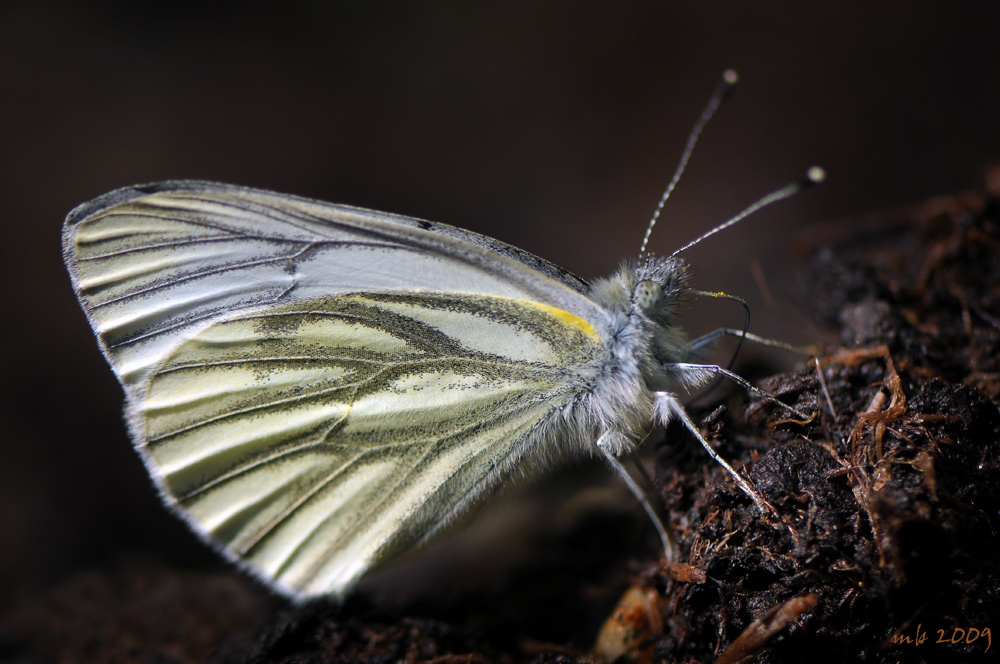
[
  {"left": 63, "top": 181, "right": 597, "bottom": 393},
  {"left": 140, "top": 291, "right": 603, "bottom": 598}
]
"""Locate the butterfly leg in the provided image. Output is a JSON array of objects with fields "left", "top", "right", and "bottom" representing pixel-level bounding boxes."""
[
  {"left": 654, "top": 392, "right": 774, "bottom": 516},
  {"left": 596, "top": 432, "right": 675, "bottom": 562},
  {"left": 668, "top": 362, "right": 809, "bottom": 420}
]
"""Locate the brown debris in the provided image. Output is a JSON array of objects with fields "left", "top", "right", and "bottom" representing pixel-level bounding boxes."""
[
  {"left": 712, "top": 595, "right": 817, "bottom": 664},
  {"left": 593, "top": 584, "right": 667, "bottom": 664},
  {"left": 647, "top": 175, "right": 1000, "bottom": 662}
]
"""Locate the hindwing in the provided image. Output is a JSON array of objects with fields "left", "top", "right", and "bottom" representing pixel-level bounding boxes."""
[{"left": 139, "top": 291, "right": 603, "bottom": 597}]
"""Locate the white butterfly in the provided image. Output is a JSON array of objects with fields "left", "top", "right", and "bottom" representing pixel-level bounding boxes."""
[{"left": 62, "top": 72, "right": 820, "bottom": 601}]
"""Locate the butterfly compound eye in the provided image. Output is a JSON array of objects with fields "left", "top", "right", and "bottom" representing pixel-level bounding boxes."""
[{"left": 634, "top": 280, "right": 664, "bottom": 315}]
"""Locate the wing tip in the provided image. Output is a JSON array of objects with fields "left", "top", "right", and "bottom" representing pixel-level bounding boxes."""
[
  {"left": 66, "top": 183, "right": 153, "bottom": 227},
  {"left": 60, "top": 179, "right": 252, "bottom": 273},
  {"left": 63, "top": 180, "right": 244, "bottom": 228}
]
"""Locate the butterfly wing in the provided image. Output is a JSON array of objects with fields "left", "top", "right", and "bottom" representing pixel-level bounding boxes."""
[
  {"left": 63, "top": 182, "right": 608, "bottom": 598},
  {"left": 63, "top": 181, "right": 599, "bottom": 392},
  {"left": 142, "top": 291, "right": 602, "bottom": 597}
]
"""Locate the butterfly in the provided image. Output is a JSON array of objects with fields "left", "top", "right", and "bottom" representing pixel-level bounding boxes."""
[{"left": 62, "top": 71, "right": 820, "bottom": 601}]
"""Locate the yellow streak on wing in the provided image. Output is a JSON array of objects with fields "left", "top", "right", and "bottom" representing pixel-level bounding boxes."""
[{"left": 522, "top": 301, "right": 600, "bottom": 341}]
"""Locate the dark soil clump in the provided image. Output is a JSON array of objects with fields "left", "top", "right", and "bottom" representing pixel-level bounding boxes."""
[{"left": 647, "top": 175, "right": 1000, "bottom": 663}]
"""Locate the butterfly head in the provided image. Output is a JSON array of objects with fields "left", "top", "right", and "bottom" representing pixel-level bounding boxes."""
[
  {"left": 590, "top": 256, "right": 689, "bottom": 323},
  {"left": 589, "top": 256, "right": 694, "bottom": 387},
  {"left": 629, "top": 257, "right": 689, "bottom": 323}
]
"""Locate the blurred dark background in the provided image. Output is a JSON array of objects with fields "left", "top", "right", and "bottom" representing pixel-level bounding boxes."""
[{"left": 2, "top": 1, "right": 998, "bottom": 609}]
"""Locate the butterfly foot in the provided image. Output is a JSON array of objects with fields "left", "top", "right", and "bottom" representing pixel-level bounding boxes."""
[
  {"left": 596, "top": 433, "right": 675, "bottom": 562},
  {"left": 655, "top": 392, "right": 776, "bottom": 517}
]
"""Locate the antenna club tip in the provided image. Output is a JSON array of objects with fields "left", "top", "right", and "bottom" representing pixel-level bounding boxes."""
[
  {"left": 722, "top": 69, "right": 739, "bottom": 85},
  {"left": 804, "top": 166, "right": 826, "bottom": 185}
]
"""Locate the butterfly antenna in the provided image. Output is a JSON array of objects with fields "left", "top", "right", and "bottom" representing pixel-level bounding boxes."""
[
  {"left": 638, "top": 69, "right": 739, "bottom": 257},
  {"left": 669, "top": 166, "right": 826, "bottom": 258}
]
